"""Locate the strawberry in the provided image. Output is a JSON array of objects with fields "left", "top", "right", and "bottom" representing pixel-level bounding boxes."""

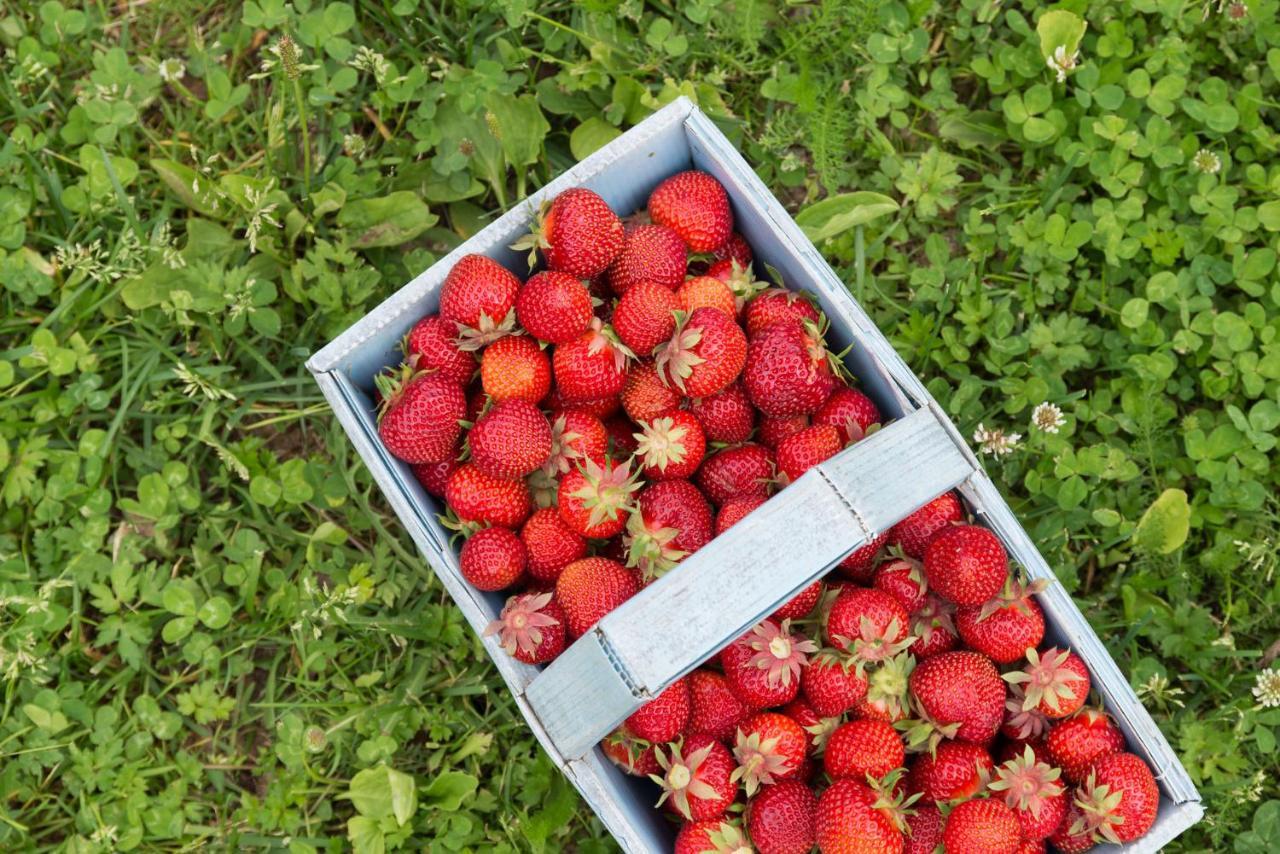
[
  {"left": 553, "top": 318, "right": 632, "bottom": 402},
  {"left": 513, "top": 187, "right": 623, "bottom": 278},
  {"left": 613, "top": 280, "right": 680, "bottom": 355},
  {"left": 759, "top": 414, "right": 810, "bottom": 450},
  {"left": 775, "top": 424, "right": 843, "bottom": 484},
  {"left": 696, "top": 443, "right": 774, "bottom": 505},
  {"left": 519, "top": 508, "right": 587, "bottom": 583},
  {"left": 997, "top": 736, "right": 1052, "bottom": 767},
  {"left": 772, "top": 580, "right": 822, "bottom": 621},
  {"left": 602, "top": 726, "right": 659, "bottom": 776},
  {"left": 873, "top": 556, "right": 928, "bottom": 613},
  {"left": 722, "top": 619, "right": 818, "bottom": 710},
  {"left": 482, "top": 591, "right": 565, "bottom": 664},
  {"left": 554, "top": 556, "right": 640, "bottom": 637},
  {"left": 710, "top": 232, "right": 752, "bottom": 268},
  {"left": 743, "top": 319, "right": 838, "bottom": 417},
  {"left": 910, "top": 740, "right": 993, "bottom": 802},
  {"left": 825, "top": 718, "right": 904, "bottom": 781},
  {"left": 557, "top": 456, "right": 640, "bottom": 538},
  {"left": 1048, "top": 800, "right": 1095, "bottom": 853},
  {"left": 1017, "top": 841, "right": 1047, "bottom": 854},
  {"left": 445, "top": 463, "right": 533, "bottom": 529},
  {"left": 675, "top": 819, "right": 752, "bottom": 854},
  {"left": 906, "top": 650, "right": 1005, "bottom": 748},
  {"left": 604, "top": 415, "right": 638, "bottom": 456},
  {"left": 438, "top": 254, "right": 521, "bottom": 347},
  {"left": 625, "top": 479, "right": 713, "bottom": 580},
  {"left": 656, "top": 308, "right": 747, "bottom": 398},
  {"left": 687, "top": 669, "right": 750, "bottom": 743},
  {"left": 376, "top": 369, "right": 466, "bottom": 464},
  {"left": 648, "top": 171, "right": 733, "bottom": 253},
  {"left": 956, "top": 576, "right": 1047, "bottom": 664},
  {"left": 544, "top": 386, "right": 619, "bottom": 419},
  {"left": 1072, "top": 752, "right": 1159, "bottom": 845},
  {"left": 626, "top": 677, "right": 692, "bottom": 743},
  {"left": 469, "top": 399, "right": 552, "bottom": 480},
  {"left": 715, "top": 494, "right": 767, "bottom": 535},
  {"left": 1001, "top": 686, "right": 1052, "bottom": 743},
  {"left": 405, "top": 314, "right": 476, "bottom": 385},
  {"left": 814, "top": 778, "right": 905, "bottom": 854},
  {"left": 743, "top": 288, "right": 821, "bottom": 338},
  {"left": 481, "top": 334, "right": 551, "bottom": 403},
  {"left": 1004, "top": 647, "right": 1091, "bottom": 719},
  {"left": 825, "top": 587, "right": 913, "bottom": 670},
  {"left": 941, "top": 797, "right": 1022, "bottom": 854},
  {"left": 515, "top": 270, "right": 594, "bottom": 344},
  {"left": 652, "top": 734, "right": 737, "bottom": 821},
  {"left": 801, "top": 652, "right": 869, "bottom": 717},
  {"left": 904, "top": 805, "right": 943, "bottom": 854},
  {"left": 732, "top": 712, "right": 808, "bottom": 794},
  {"left": 922, "top": 523, "right": 1009, "bottom": 607},
  {"left": 988, "top": 744, "right": 1068, "bottom": 841},
  {"left": 677, "top": 275, "right": 737, "bottom": 318},
  {"left": 621, "top": 360, "right": 683, "bottom": 423},
  {"left": 836, "top": 532, "right": 888, "bottom": 582},
  {"left": 459, "top": 526, "right": 526, "bottom": 590},
  {"left": 606, "top": 222, "right": 687, "bottom": 295},
  {"left": 746, "top": 779, "right": 816, "bottom": 854},
  {"left": 813, "top": 387, "right": 881, "bottom": 444},
  {"left": 412, "top": 457, "right": 458, "bottom": 498},
  {"left": 541, "top": 409, "right": 609, "bottom": 477},
  {"left": 634, "top": 411, "right": 706, "bottom": 481},
  {"left": 687, "top": 382, "right": 756, "bottom": 444},
  {"left": 705, "top": 260, "right": 769, "bottom": 312},
  {"left": 908, "top": 593, "right": 958, "bottom": 660},
  {"left": 781, "top": 698, "right": 837, "bottom": 755},
  {"left": 889, "top": 492, "right": 964, "bottom": 559},
  {"left": 1045, "top": 709, "right": 1125, "bottom": 784},
  {"left": 857, "top": 652, "right": 915, "bottom": 723}
]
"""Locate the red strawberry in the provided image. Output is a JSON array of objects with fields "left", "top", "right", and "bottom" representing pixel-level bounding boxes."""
[
  {"left": 907, "top": 650, "right": 1005, "bottom": 747},
  {"left": 942, "top": 797, "right": 1022, "bottom": 854},
  {"left": 514, "top": 187, "right": 623, "bottom": 278},
  {"left": 626, "top": 677, "right": 692, "bottom": 743},
  {"left": 814, "top": 387, "right": 881, "bottom": 444},
  {"left": 376, "top": 369, "right": 466, "bottom": 464},
  {"left": 553, "top": 318, "right": 632, "bottom": 402},
  {"left": 904, "top": 805, "right": 944, "bottom": 854},
  {"left": 743, "top": 319, "right": 838, "bottom": 418},
  {"left": 459, "top": 526, "right": 526, "bottom": 590},
  {"left": 621, "top": 360, "right": 683, "bottom": 423},
  {"left": 732, "top": 712, "right": 808, "bottom": 794},
  {"left": 825, "top": 587, "right": 912, "bottom": 670},
  {"left": 648, "top": 171, "right": 733, "bottom": 253},
  {"left": 545, "top": 386, "right": 619, "bottom": 419},
  {"left": 602, "top": 726, "right": 658, "bottom": 776},
  {"left": 557, "top": 456, "right": 641, "bottom": 538},
  {"left": 604, "top": 415, "right": 638, "bottom": 456},
  {"left": 613, "top": 281, "right": 680, "bottom": 355},
  {"left": 634, "top": 411, "right": 706, "bottom": 481},
  {"left": 625, "top": 479, "right": 713, "bottom": 580},
  {"left": 956, "top": 577, "right": 1047, "bottom": 664},
  {"left": 706, "top": 260, "right": 769, "bottom": 312},
  {"left": 412, "top": 457, "right": 458, "bottom": 498},
  {"left": 889, "top": 492, "right": 964, "bottom": 558},
  {"left": 687, "top": 382, "right": 756, "bottom": 444},
  {"left": 1045, "top": 709, "right": 1126, "bottom": 784},
  {"left": 1005, "top": 647, "right": 1091, "bottom": 719},
  {"left": 541, "top": 409, "right": 609, "bottom": 478},
  {"left": 520, "top": 508, "right": 587, "bottom": 583},
  {"left": 656, "top": 308, "right": 747, "bottom": 398},
  {"left": 781, "top": 698, "right": 838, "bottom": 756},
  {"left": 674, "top": 819, "right": 752, "bottom": 854},
  {"left": 515, "top": 270, "right": 594, "bottom": 344},
  {"left": 743, "top": 288, "right": 821, "bottom": 338},
  {"left": 801, "top": 652, "right": 868, "bottom": 718},
  {"left": 772, "top": 580, "right": 822, "bottom": 621},
  {"left": 759, "top": 414, "right": 811, "bottom": 450},
  {"left": 482, "top": 591, "right": 565, "bottom": 664},
  {"left": 814, "top": 778, "right": 905, "bottom": 854},
  {"left": 687, "top": 669, "right": 750, "bottom": 743},
  {"left": 469, "top": 399, "right": 552, "bottom": 480},
  {"left": 445, "top": 463, "right": 532, "bottom": 529},
  {"left": 696, "top": 443, "right": 774, "bottom": 505},
  {"left": 405, "top": 314, "right": 476, "bottom": 385},
  {"left": 908, "top": 593, "right": 958, "bottom": 661},
  {"left": 677, "top": 275, "right": 737, "bottom": 318},
  {"left": 715, "top": 494, "right": 767, "bottom": 535},
  {"left": 1048, "top": 799, "right": 1095, "bottom": 853},
  {"left": 747, "top": 779, "right": 816, "bottom": 854},
  {"left": 711, "top": 231, "right": 752, "bottom": 268},
  {"left": 911, "top": 740, "right": 994, "bottom": 802},
  {"left": 481, "top": 334, "right": 551, "bottom": 403},
  {"left": 989, "top": 745, "right": 1068, "bottom": 841},
  {"left": 438, "top": 254, "right": 521, "bottom": 347},
  {"left": 722, "top": 620, "right": 818, "bottom": 709},
  {"left": 923, "top": 523, "right": 1009, "bottom": 607},
  {"left": 554, "top": 556, "right": 640, "bottom": 637},
  {"left": 607, "top": 222, "right": 686, "bottom": 295},
  {"left": 1018, "top": 841, "right": 1047, "bottom": 854},
  {"left": 652, "top": 734, "right": 737, "bottom": 822},
  {"left": 775, "top": 424, "right": 843, "bottom": 484},
  {"left": 1072, "top": 752, "right": 1159, "bottom": 845},
  {"left": 873, "top": 556, "right": 929, "bottom": 613},
  {"left": 836, "top": 532, "right": 888, "bottom": 582},
  {"left": 825, "top": 718, "right": 904, "bottom": 781}
]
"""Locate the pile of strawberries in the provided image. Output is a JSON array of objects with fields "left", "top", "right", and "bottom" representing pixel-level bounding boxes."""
[{"left": 374, "top": 171, "right": 1160, "bottom": 853}]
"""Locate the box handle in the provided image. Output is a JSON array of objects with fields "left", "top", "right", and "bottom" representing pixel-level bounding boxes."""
[{"left": 522, "top": 404, "right": 976, "bottom": 761}]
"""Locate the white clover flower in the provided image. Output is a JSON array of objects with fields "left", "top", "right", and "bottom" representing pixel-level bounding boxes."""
[
  {"left": 1031, "top": 402, "right": 1066, "bottom": 434},
  {"left": 1192, "top": 149, "right": 1221, "bottom": 175},
  {"left": 343, "top": 133, "right": 367, "bottom": 158},
  {"left": 1047, "top": 45, "right": 1080, "bottom": 83},
  {"left": 349, "top": 46, "right": 391, "bottom": 86},
  {"left": 1254, "top": 667, "right": 1280, "bottom": 708},
  {"left": 158, "top": 58, "right": 186, "bottom": 82},
  {"left": 973, "top": 423, "right": 1022, "bottom": 457}
]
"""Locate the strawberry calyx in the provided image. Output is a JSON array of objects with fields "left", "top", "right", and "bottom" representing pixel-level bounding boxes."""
[
  {"left": 624, "top": 511, "right": 688, "bottom": 581},
  {"left": 1004, "top": 646, "right": 1088, "bottom": 714},
  {"left": 651, "top": 741, "right": 723, "bottom": 821},
  {"left": 373, "top": 358, "right": 423, "bottom": 422},
  {"left": 800, "top": 315, "right": 849, "bottom": 382},
  {"left": 543, "top": 414, "right": 587, "bottom": 477},
  {"left": 974, "top": 575, "right": 1050, "bottom": 623},
  {"left": 730, "top": 728, "right": 793, "bottom": 796},
  {"left": 720, "top": 260, "right": 769, "bottom": 310},
  {"left": 868, "top": 768, "right": 922, "bottom": 832},
  {"left": 989, "top": 744, "right": 1065, "bottom": 818},
  {"left": 702, "top": 821, "right": 752, "bottom": 854},
  {"left": 912, "top": 594, "right": 957, "bottom": 643},
  {"left": 509, "top": 198, "right": 554, "bottom": 269},
  {"left": 863, "top": 652, "right": 915, "bottom": 721},
  {"left": 897, "top": 706, "right": 962, "bottom": 756},
  {"left": 834, "top": 615, "right": 915, "bottom": 675},
  {"left": 604, "top": 726, "right": 652, "bottom": 773},
  {"left": 437, "top": 507, "right": 483, "bottom": 542},
  {"left": 526, "top": 468, "right": 558, "bottom": 509},
  {"left": 802, "top": 714, "right": 841, "bottom": 754},
  {"left": 482, "top": 591, "right": 560, "bottom": 656},
  {"left": 566, "top": 456, "right": 642, "bottom": 530},
  {"left": 655, "top": 311, "right": 706, "bottom": 392},
  {"left": 1003, "top": 684, "right": 1050, "bottom": 740},
  {"left": 585, "top": 316, "right": 635, "bottom": 373},
  {"left": 633, "top": 416, "right": 692, "bottom": 473},
  {"left": 453, "top": 308, "right": 518, "bottom": 352},
  {"left": 1070, "top": 770, "right": 1126, "bottom": 845},
  {"left": 744, "top": 619, "right": 820, "bottom": 689}
]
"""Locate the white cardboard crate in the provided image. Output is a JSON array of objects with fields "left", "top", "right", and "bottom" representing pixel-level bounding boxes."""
[{"left": 306, "top": 98, "right": 1203, "bottom": 852}]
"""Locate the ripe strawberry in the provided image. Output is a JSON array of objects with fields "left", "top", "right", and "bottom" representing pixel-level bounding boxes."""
[
  {"left": 687, "top": 669, "right": 749, "bottom": 743},
  {"left": 621, "top": 360, "right": 682, "bottom": 423},
  {"left": 825, "top": 587, "right": 912, "bottom": 669},
  {"left": 687, "top": 382, "right": 756, "bottom": 443},
  {"left": 923, "top": 523, "right": 1009, "bottom": 607},
  {"left": 911, "top": 740, "right": 994, "bottom": 802},
  {"left": 554, "top": 556, "right": 640, "bottom": 637},
  {"left": 732, "top": 712, "right": 808, "bottom": 794},
  {"left": 772, "top": 580, "right": 821, "bottom": 621},
  {"left": 613, "top": 280, "right": 680, "bottom": 355},
  {"left": 1045, "top": 709, "right": 1126, "bottom": 784},
  {"left": 696, "top": 443, "right": 774, "bottom": 505},
  {"left": 652, "top": 734, "right": 737, "bottom": 821},
  {"left": 705, "top": 260, "right": 769, "bottom": 312},
  {"left": 481, "top": 334, "right": 551, "bottom": 403},
  {"left": 715, "top": 494, "right": 767, "bottom": 535},
  {"left": 515, "top": 270, "right": 594, "bottom": 344},
  {"left": 825, "top": 718, "right": 904, "bottom": 781},
  {"left": 814, "top": 387, "right": 881, "bottom": 444},
  {"left": 904, "top": 805, "right": 943, "bottom": 854},
  {"left": 459, "top": 526, "right": 526, "bottom": 590},
  {"left": 376, "top": 369, "right": 466, "bottom": 464},
  {"left": 747, "top": 779, "right": 816, "bottom": 854},
  {"left": 412, "top": 457, "right": 458, "bottom": 498},
  {"left": 626, "top": 677, "right": 692, "bottom": 743},
  {"left": 656, "top": 308, "right": 747, "bottom": 398},
  {"left": 625, "top": 479, "right": 713, "bottom": 580},
  {"left": 889, "top": 491, "right": 964, "bottom": 558},
  {"left": 438, "top": 254, "right": 521, "bottom": 347},
  {"left": 607, "top": 222, "right": 686, "bottom": 295},
  {"left": 1017, "top": 841, "right": 1046, "bottom": 854},
  {"left": 677, "top": 275, "right": 737, "bottom": 318},
  {"left": 711, "top": 231, "right": 752, "bottom": 268},
  {"left": 602, "top": 726, "right": 658, "bottom": 776},
  {"left": 743, "top": 319, "right": 838, "bottom": 418},
  {"left": 553, "top": 318, "right": 632, "bottom": 402},
  {"left": 604, "top": 415, "right": 638, "bottom": 456},
  {"left": 648, "top": 171, "right": 733, "bottom": 252},
  {"left": 873, "top": 556, "right": 928, "bottom": 613},
  {"left": 514, "top": 187, "right": 623, "bottom": 278},
  {"left": 857, "top": 652, "right": 915, "bottom": 723},
  {"left": 908, "top": 593, "right": 958, "bottom": 660},
  {"left": 675, "top": 819, "right": 752, "bottom": 854},
  {"left": 814, "top": 778, "right": 905, "bottom": 854},
  {"left": 997, "top": 735, "right": 1052, "bottom": 766},
  {"left": 722, "top": 619, "right": 818, "bottom": 709},
  {"left": 541, "top": 409, "right": 609, "bottom": 477},
  {"left": 557, "top": 456, "right": 641, "bottom": 538},
  {"left": 836, "top": 532, "right": 888, "bottom": 582},
  {"left": 956, "top": 576, "right": 1047, "bottom": 664},
  {"left": 759, "top": 414, "right": 811, "bottom": 450},
  {"left": 482, "top": 591, "right": 565, "bottom": 664},
  {"left": 775, "top": 424, "right": 843, "bottom": 484},
  {"left": 1005, "top": 647, "right": 1091, "bottom": 719},
  {"left": 544, "top": 386, "right": 619, "bottom": 419},
  {"left": 743, "top": 288, "right": 822, "bottom": 339},
  {"left": 634, "top": 411, "right": 706, "bottom": 481},
  {"left": 1073, "top": 752, "right": 1159, "bottom": 845},
  {"left": 942, "top": 797, "right": 1022, "bottom": 854},
  {"left": 405, "top": 314, "right": 476, "bottom": 385},
  {"left": 519, "top": 508, "right": 587, "bottom": 583},
  {"left": 907, "top": 650, "right": 1005, "bottom": 747},
  {"left": 988, "top": 744, "right": 1068, "bottom": 841},
  {"left": 1048, "top": 800, "right": 1095, "bottom": 853},
  {"left": 1001, "top": 686, "right": 1052, "bottom": 743},
  {"left": 801, "top": 652, "right": 869, "bottom": 717},
  {"left": 469, "top": 399, "right": 552, "bottom": 480},
  {"left": 445, "top": 463, "right": 532, "bottom": 528}
]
